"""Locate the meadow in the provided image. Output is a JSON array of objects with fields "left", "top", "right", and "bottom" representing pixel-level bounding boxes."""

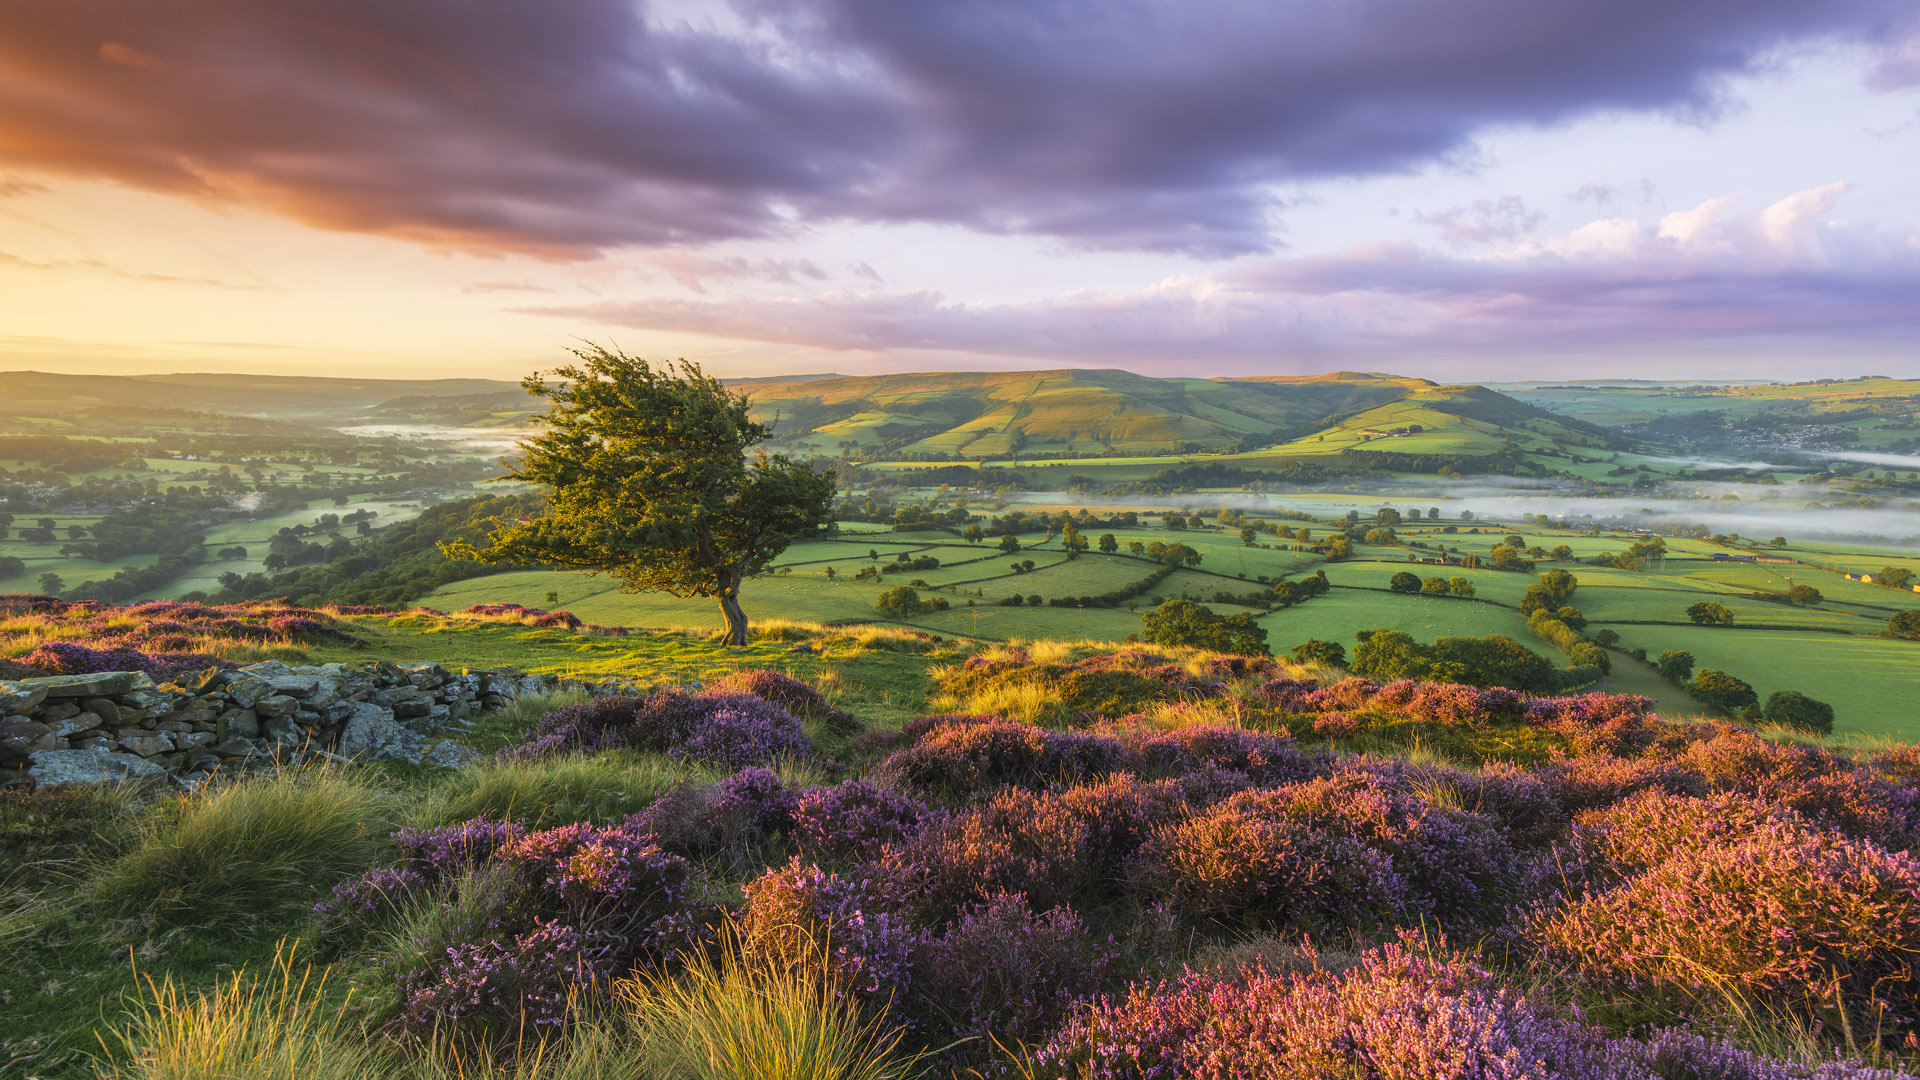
[{"left": 10, "top": 601, "right": 1920, "bottom": 1079}]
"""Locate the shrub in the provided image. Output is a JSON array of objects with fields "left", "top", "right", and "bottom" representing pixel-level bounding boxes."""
[
  {"left": 739, "top": 860, "right": 920, "bottom": 1013},
  {"left": 1132, "top": 774, "right": 1519, "bottom": 932},
  {"left": 792, "top": 779, "right": 931, "bottom": 863},
  {"left": 875, "top": 717, "right": 1123, "bottom": 797},
  {"left": 704, "top": 669, "right": 858, "bottom": 732},
  {"left": 1535, "top": 801, "right": 1920, "bottom": 1022},
  {"left": 93, "top": 770, "right": 392, "bottom": 932},
  {"left": 1024, "top": 934, "right": 1639, "bottom": 1080},
  {"left": 390, "top": 819, "right": 697, "bottom": 1033},
  {"left": 1691, "top": 669, "right": 1759, "bottom": 712},
  {"left": 502, "top": 689, "right": 810, "bottom": 770},
  {"left": 912, "top": 893, "right": 1102, "bottom": 1047},
  {"left": 1118, "top": 725, "right": 1319, "bottom": 787},
  {"left": 1763, "top": 690, "right": 1837, "bottom": 735}
]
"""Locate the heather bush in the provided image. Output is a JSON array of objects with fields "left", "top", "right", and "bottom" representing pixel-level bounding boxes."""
[
  {"left": 501, "top": 688, "right": 811, "bottom": 770},
  {"left": 625, "top": 767, "right": 797, "bottom": 875},
  {"left": 1133, "top": 773, "right": 1520, "bottom": 932},
  {"left": 875, "top": 716, "right": 1124, "bottom": 797},
  {"left": 1535, "top": 804, "right": 1920, "bottom": 1023},
  {"left": 1116, "top": 724, "right": 1320, "bottom": 787},
  {"left": 738, "top": 859, "right": 921, "bottom": 1015},
  {"left": 792, "top": 778, "right": 931, "bottom": 863},
  {"left": 388, "top": 818, "right": 697, "bottom": 1033},
  {"left": 705, "top": 668, "right": 859, "bottom": 733},
  {"left": 913, "top": 892, "right": 1104, "bottom": 1049},
  {"left": 1023, "top": 934, "right": 1646, "bottom": 1080},
  {"left": 878, "top": 791, "right": 1096, "bottom": 924}
]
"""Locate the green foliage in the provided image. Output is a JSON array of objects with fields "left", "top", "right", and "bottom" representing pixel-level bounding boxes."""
[
  {"left": 0, "top": 554, "right": 24, "bottom": 578},
  {"left": 1687, "top": 601, "right": 1735, "bottom": 626},
  {"left": 1349, "top": 628, "right": 1559, "bottom": 693},
  {"left": 411, "top": 751, "right": 713, "bottom": 829},
  {"left": 91, "top": 770, "right": 393, "bottom": 933},
  {"left": 1785, "top": 584, "right": 1823, "bottom": 605},
  {"left": 1762, "top": 690, "right": 1836, "bottom": 735},
  {"left": 1877, "top": 567, "right": 1915, "bottom": 590},
  {"left": 1656, "top": 650, "right": 1695, "bottom": 681},
  {"left": 1888, "top": 610, "right": 1920, "bottom": 640},
  {"left": 1690, "top": 668, "right": 1759, "bottom": 712},
  {"left": 1388, "top": 571, "right": 1421, "bottom": 593},
  {"left": 445, "top": 346, "right": 834, "bottom": 644},
  {"left": 875, "top": 585, "right": 949, "bottom": 618},
  {"left": 1139, "top": 599, "right": 1270, "bottom": 656},
  {"left": 1289, "top": 639, "right": 1346, "bottom": 667},
  {"left": 1448, "top": 576, "right": 1475, "bottom": 597}
]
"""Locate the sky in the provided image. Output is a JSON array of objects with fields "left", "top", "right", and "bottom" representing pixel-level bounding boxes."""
[{"left": 1, "top": 0, "right": 1917, "bottom": 383}]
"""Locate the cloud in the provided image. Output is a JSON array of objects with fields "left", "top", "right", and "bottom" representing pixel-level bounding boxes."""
[
  {"left": 0, "top": 0, "right": 1912, "bottom": 257},
  {"left": 0, "top": 248, "right": 268, "bottom": 290},
  {"left": 0, "top": 176, "right": 49, "bottom": 197},
  {"left": 640, "top": 251, "right": 827, "bottom": 293},
  {"left": 527, "top": 184, "right": 1920, "bottom": 369},
  {"left": 460, "top": 279, "right": 558, "bottom": 294},
  {"left": 1414, "top": 196, "right": 1546, "bottom": 248}
]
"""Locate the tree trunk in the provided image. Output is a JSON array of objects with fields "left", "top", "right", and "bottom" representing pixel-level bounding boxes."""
[{"left": 717, "top": 587, "right": 749, "bottom": 646}]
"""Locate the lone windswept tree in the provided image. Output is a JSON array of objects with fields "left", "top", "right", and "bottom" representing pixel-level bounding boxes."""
[{"left": 444, "top": 346, "right": 835, "bottom": 645}]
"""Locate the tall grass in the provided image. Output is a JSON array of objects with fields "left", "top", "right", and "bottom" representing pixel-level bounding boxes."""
[
  {"left": 100, "top": 938, "right": 923, "bottom": 1080},
  {"left": 91, "top": 769, "right": 393, "bottom": 930},
  {"left": 619, "top": 942, "right": 923, "bottom": 1080},
  {"left": 97, "top": 944, "right": 372, "bottom": 1080},
  {"left": 409, "top": 751, "right": 713, "bottom": 829}
]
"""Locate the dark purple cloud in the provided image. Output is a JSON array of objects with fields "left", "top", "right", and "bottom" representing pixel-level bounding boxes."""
[
  {"left": 527, "top": 185, "right": 1920, "bottom": 368},
  {"left": 0, "top": 0, "right": 1912, "bottom": 257}
]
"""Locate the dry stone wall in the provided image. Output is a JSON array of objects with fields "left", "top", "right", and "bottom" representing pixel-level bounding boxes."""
[{"left": 2, "top": 660, "right": 631, "bottom": 787}]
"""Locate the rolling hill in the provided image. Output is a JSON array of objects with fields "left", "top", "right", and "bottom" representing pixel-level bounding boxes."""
[{"left": 0, "top": 371, "right": 522, "bottom": 420}]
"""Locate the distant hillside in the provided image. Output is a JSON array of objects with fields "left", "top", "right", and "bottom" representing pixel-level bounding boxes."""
[
  {"left": 740, "top": 368, "right": 1622, "bottom": 473},
  {"left": 0, "top": 371, "right": 520, "bottom": 420},
  {"left": 745, "top": 368, "right": 1434, "bottom": 459}
]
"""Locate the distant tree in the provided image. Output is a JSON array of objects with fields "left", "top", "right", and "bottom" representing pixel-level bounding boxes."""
[
  {"left": 1686, "top": 601, "right": 1735, "bottom": 626},
  {"left": 963, "top": 523, "right": 983, "bottom": 544},
  {"left": 1364, "top": 528, "right": 1398, "bottom": 546},
  {"left": 0, "top": 555, "right": 24, "bottom": 578},
  {"left": 1690, "top": 669, "right": 1758, "bottom": 713},
  {"left": 824, "top": 565, "right": 836, "bottom": 580},
  {"left": 1770, "top": 536, "right": 1787, "bottom": 548},
  {"left": 1375, "top": 507, "right": 1402, "bottom": 527},
  {"left": 1554, "top": 606, "right": 1587, "bottom": 631},
  {"left": 875, "top": 585, "right": 947, "bottom": 618},
  {"left": 1290, "top": 639, "right": 1346, "bottom": 667},
  {"left": 1098, "top": 533, "right": 1118, "bottom": 554},
  {"left": 1126, "top": 540, "right": 1145, "bottom": 555},
  {"left": 1389, "top": 571, "right": 1422, "bottom": 593},
  {"left": 999, "top": 534, "right": 1022, "bottom": 554},
  {"left": 333, "top": 494, "right": 351, "bottom": 507},
  {"left": 545, "top": 590, "right": 560, "bottom": 604},
  {"left": 441, "top": 346, "right": 834, "bottom": 645},
  {"left": 1654, "top": 650, "right": 1694, "bottom": 682},
  {"left": 1550, "top": 545, "right": 1574, "bottom": 561},
  {"left": 1239, "top": 527, "right": 1257, "bottom": 547},
  {"left": 1163, "top": 514, "right": 1186, "bottom": 531},
  {"left": 1406, "top": 508, "right": 1422, "bottom": 521},
  {"left": 1140, "top": 599, "right": 1270, "bottom": 656},
  {"left": 1061, "top": 524, "right": 1089, "bottom": 556},
  {"left": 38, "top": 571, "right": 64, "bottom": 595},
  {"left": 1324, "top": 536, "right": 1352, "bottom": 560},
  {"left": 1459, "top": 510, "right": 1475, "bottom": 521},
  {"left": 1786, "top": 584, "right": 1823, "bottom": 606},
  {"left": 1026, "top": 594, "right": 1042, "bottom": 607},
  {"left": 1429, "top": 507, "right": 1441, "bottom": 520},
  {"left": 1448, "top": 576, "right": 1475, "bottom": 598},
  {"left": 1420, "top": 576, "right": 1450, "bottom": 595},
  {"left": 1887, "top": 610, "right": 1920, "bottom": 640},
  {"left": 1593, "top": 628, "right": 1620, "bottom": 647},
  {"left": 1877, "top": 567, "right": 1915, "bottom": 590},
  {"left": 36, "top": 518, "right": 54, "bottom": 531},
  {"left": 1762, "top": 690, "right": 1835, "bottom": 735}
]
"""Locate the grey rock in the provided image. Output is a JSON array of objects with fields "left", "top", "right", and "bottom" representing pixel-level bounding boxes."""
[
  {"left": 29, "top": 748, "right": 169, "bottom": 785},
  {"left": 45, "top": 710, "right": 104, "bottom": 739},
  {"left": 266, "top": 675, "right": 320, "bottom": 698},
  {"left": 157, "top": 720, "right": 195, "bottom": 733},
  {"left": 20, "top": 671, "right": 152, "bottom": 697},
  {"left": 119, "top": 731, "right": 176, "bottom": 757},
  {"left": 27, "top": 732, "right": 68, "bottom": 752},
  {"left": 174, "top": 731, "right": 217, "bottom": 751},
  {"left": 264, "top": 715, "right": 305, "bottom": 750},
  {"left": 211, "top": 736, "right": 258, "bottom": 757},
  {"left": 224, "top": 677, "right": 272, "bottom": 709},
  {"left": 254, "top": 694, "right": 299, "bottom": 717},
  {"left": 218, "top": 708, "right": 259, "bottom": 738},
  {"left": 338, "top": 702, "right": 421, "bottom": 765},
  {"left": 423, "top": 740, "right": 482, "bottom": 768},
  {"left": 239, "top": 660, "right": 296, "bottom": 679},
  {"left": 1, "top": 680, "right": 50, "bottom": 715},
  {"left": 39, "top": 701, "right": 80, "bottom": 723},
  {"left": 82, "top": 697, "right": 123, "bottom": 726},
  {"left": 72, "top": 736, "right": 112, "bottom": 752}
]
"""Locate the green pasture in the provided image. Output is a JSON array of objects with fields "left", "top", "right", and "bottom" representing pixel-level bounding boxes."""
[{"left": 1597, "top": 621, "right": 1920, "bottom": 741}]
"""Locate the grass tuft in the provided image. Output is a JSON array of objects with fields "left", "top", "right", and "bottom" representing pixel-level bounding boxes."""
[
  {"left": 410, "top": 750, "right": 713, "bottom": 829},
  {"left": 91, "top": 769, "right": 392, "bottom": 932}
]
